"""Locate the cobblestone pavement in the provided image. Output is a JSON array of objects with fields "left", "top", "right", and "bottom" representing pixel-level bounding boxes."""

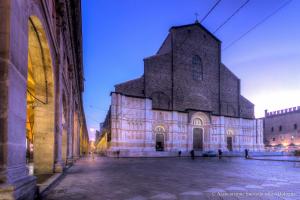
[{"left": 44, "top": 156, "right": 300, "bottom": 200}]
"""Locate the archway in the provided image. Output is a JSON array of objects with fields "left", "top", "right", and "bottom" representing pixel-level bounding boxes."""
[
  {"left": 155, "top": 126, "right": 165, "bottom": 151},
  {"left": 192, "top": 118, "right": 204, "bottom": 151},
  {"left": 26, "top": 16, "right": 55, "bottom": 174}
]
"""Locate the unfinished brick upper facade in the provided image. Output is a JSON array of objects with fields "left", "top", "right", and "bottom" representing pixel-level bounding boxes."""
[{"left": 115, "top": 22, "right": 254, "bottom": 119}]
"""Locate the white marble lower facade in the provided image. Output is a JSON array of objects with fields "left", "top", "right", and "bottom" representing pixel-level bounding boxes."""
[{"left": 109, "top": 93, "right": 264, "bottom": 154}]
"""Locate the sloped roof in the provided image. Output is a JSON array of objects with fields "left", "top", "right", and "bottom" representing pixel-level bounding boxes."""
[{"left": 170, "top": 21, "right": 221, "bottom": 43}]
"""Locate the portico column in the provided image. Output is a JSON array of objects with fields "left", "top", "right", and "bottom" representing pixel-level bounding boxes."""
[
  {"left": 67, "top": 85, "right": 74, "bottom": 165},
  {"left": 0, "top": 1, "right": 36, "bottom": 199},
  {"left": 54, "top": 41, "right": 64, "bottom": 172},
  {"left": 72, "top": 109, "right": 80, "bottom": 160}
]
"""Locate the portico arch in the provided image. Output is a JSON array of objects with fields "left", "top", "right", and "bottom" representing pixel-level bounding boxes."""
[{"left": 26, "top": 16, "right": 55, "bottom": 174}]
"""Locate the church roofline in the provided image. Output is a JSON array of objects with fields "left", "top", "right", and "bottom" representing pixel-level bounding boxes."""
[
  {"left": 143, "top": 52, "right": 170, "bottom": 60},
  {"left": 156, "top": 34, "right": 171, "bottom": 55},
  {"left": 240, "top": 95, "right": 254, "bottom": 106},
  {"left": 110, "top": 91, "right": 146, "bottom": 99},
  {"left": 169, "top": 22, "right": 221, "bottom": 43},
  {"left": 221, "top": 63, "right": 240, "bottom": 81},
  {"left": 114, "top": 76, "right": 144, "bottom": 88}
]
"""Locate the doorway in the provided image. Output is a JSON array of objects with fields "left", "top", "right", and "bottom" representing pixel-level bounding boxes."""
[
  {"left": 227, "top": 136, "right": 233, "bottom": 151},
  {"left": 193, "top": 128, "right": 203, "bottom": 150},
  {"left": 156, "top": 133, "right": 164, "bottom": 151}
]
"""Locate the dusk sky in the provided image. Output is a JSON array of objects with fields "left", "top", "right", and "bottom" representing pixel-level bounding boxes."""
[{"left": 82, "top": 0, "right": 300, "bottom": 140}]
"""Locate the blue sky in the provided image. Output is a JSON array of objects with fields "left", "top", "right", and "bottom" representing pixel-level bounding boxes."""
[{"left": 82, "top": 0, "right": 300, "bottom": 140}]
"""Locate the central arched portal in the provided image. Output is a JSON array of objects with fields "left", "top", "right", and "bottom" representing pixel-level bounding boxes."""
[
  {"left": 227, "top": 130, "right": 233, "bottom": 151},
  {"left": 192, "top": 117, "right": 204, "bottom": 151},
  {"left": 155, "top": 126, "right": 165, "bottom": 151},
  {"left": 26, "top": 16, "right": 55, "bottom": 175},
  {"left": 193, "top": 128, "right": 203, "bottom": 150},
  {"left": 227, "top": 136, "right": 233, "bottom": 151},
  {"left": 155, "top": 133, "right": 164, "bottom": 151}
]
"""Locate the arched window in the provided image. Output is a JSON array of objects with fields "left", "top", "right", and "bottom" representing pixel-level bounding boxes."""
[
  {"left": 191, "top": 55, "right": 203, "bottom": 81},
  {"left": 192, "top": 118, "right": 203, "bottom": 126},
  {"left": 155, "top": 126, "right": 165, "bottom": 133}
]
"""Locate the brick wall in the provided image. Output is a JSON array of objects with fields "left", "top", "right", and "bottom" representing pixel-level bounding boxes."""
[
  {"left": 114, "top": 22, "right": 254, "bottom": 119},
  {"left": 264, "top": 110, "right": 300, "bottom": 145}
]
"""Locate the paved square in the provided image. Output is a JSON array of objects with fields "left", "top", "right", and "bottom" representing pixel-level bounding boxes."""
[{"left": 44, "top": 157, "right": 300, "bottom": 200}]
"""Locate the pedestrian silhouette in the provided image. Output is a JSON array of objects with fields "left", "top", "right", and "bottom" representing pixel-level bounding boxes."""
[
  {"left": 92, "top": 151, "right": 95, "bottom": 160},
  {"left": 218, "top": 149, "right": 222, "bottom": 159},
  {"left": 245, "top": 149, "right": 249, "bottom": 159},
  {"left": 178, "top": 150, "right": 182, "bottom": 157},
  {"left": 116, "top": 150, "right": 120, "bottom": 158},
  {"left": 190, "top": 150, "right": 195, "bottom": 160}
]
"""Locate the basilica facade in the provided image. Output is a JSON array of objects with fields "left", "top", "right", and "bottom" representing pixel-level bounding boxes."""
[
  {"left": 99, "top": 22, "right": 264, "bottom": 157},
  {"left": 0, "top": 1, "right": 89, "bottom": 199}
]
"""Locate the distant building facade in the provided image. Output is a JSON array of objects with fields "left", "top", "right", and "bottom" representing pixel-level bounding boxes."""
[
  {"left": 264, "top": 106, "right": 300, "bottom": 151},
  {"left": 100, "top": 22, "right": 264, "bottom": 157}
]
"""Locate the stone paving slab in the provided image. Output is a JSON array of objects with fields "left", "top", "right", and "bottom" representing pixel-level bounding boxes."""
[
  {"left": 250, "top": 156, "right": 300, "bottom": 162},
  {"left": 44, "top": 156, "right": 300, "bottom": 200}
]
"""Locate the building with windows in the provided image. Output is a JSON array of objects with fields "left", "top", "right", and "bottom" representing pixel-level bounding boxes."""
[
  {"left": 264, "top": 106, "right": 300, "bottom": 151},
  {"left": 100, "top": 21, "right": 264, "bottom": 157},
  {"left": 0, "top": 1, "right": 89, "bottom": 199}
]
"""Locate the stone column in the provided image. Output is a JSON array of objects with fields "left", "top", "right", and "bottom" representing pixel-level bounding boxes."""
[
  {"left": 72, "top": 110, "right": 80, "bottom": 160},
  {"left": 67, "top": 85, "right": 74, "bottom": 165},
  {"left": 0, "top": 1, "right": 36, "bottom": 199},
  {"left": 76, "top": 119, "right": 81, "bottom": 157},
  {"left": 54, "top": 37, "right": 64, "bottom": 172}
]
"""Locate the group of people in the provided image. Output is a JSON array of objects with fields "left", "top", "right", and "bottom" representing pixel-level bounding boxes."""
[
  {"left": 179, "top": 149, "right": 250, "bottom": 159},
  {"left": 91, "top": 149, "right": 250, "bottom": 159}
]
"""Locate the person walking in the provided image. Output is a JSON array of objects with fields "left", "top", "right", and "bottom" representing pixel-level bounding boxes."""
[
  {"left": 92, "top": 151, "right": 95, "bottom": 160},
  {"left": 116, "top": 150, "right": 120, "bottom": 158},
  {"left": 245, "top": 149, "right": 249, "bottom": 159},
  {"left": 190, "top": 150, "right": 195, "bottom": 160},
  {"left": 218, "top": 149, "right": 222, "bottom": 159},
  {"left": 178, "top": 150, "right": 182, "bottom": 157}
]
